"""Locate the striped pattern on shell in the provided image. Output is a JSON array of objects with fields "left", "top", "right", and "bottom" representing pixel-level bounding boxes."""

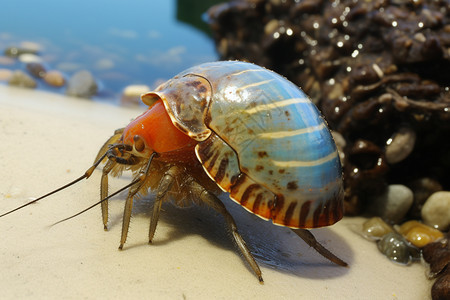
[{"left": 150, "top": 61, "right": 343, "bottom": 229}]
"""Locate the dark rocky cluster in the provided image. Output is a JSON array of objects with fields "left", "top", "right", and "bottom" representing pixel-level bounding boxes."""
[
  {"left": 207, "top": 0, "right": 450, "bottom": 216},
  {"left": 423, "top": 231, "right": 450, "bottom": 299}
]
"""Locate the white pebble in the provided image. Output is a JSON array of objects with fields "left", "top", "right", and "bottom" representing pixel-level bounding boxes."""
[
  {"left": 123, "top": 84, "right": 150, "bottom": 97},
  {"left": 18, "top": 53, "right": 43, "bottom": 64},
  {"left": 368, "top": 184, "right": 413, "bottom": 224},
  {"left": 120, "top": 84, "right": 150, "bottom": 106},
  {"left": 421, "top": 191, "right": 450, "bottom": 231},
  {"left": 385, "top": 126, "right": 416, "bottom": 164}
]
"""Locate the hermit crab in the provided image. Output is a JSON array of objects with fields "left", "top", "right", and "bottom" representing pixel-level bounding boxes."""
[{"left": 1, "top": 61, "right": 347, "bottom": 282}]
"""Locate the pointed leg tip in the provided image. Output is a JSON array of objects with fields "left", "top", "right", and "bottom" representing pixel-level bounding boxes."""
[
  {"left": 258, "top": 276, "right": 264, "bottom": 284},
  {"left": 339, "top": 260, "right": 349, "bottom": 267},
  {"left": 118, "top": 244, "right": 123, "bottom": 250},
  {"left": 326, "top": 255, "right": 348, "bottom": 267},
  {"left": 331, "top": 257, "right": 348, "bottom": 267},
  {"left": 104, "top": 225, "right": 108, "bottom": 231}
]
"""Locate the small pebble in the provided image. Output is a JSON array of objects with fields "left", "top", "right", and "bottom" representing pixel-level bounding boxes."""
[
  {"left": 397, "top": 220, "right": 443, "bottom": 248},
  {"left": 408, "top": 177, "right": 443, "bottom": 219},
  {"left": 264, "top": 19, "right": 280, "bottom": 35},
  {"left": 0, "top": 69, "right": 13, "bottom": 81},
  {"left": 120, "top": 84, "right": 150, "bottom": 106},
  {"left": 362, "top": 217, "right": 393, "bottom": 239},
  {"left": 385, "top": 126, "right": 416, "bottom": 164},
  {"left": 43, "top": 70, "right": 65, "bottom": 87},
  {"left": 66, "top": 70, "right": 98, "bottom": 98},
  {"left": 4, "top": 46, "right": 38, "bottom": 58},
  {"left": 368, "top": 184, "right": 414, "bottom": 224},
  {"left": 8, "top": 70, "right": 37, "bottom": 89},
  {"left": 421, "top": 191, "right": 450, "bottom": 231},
  {"left": 18, "top": 53, "right": 43, "bottom": 64},
  {"left": 377, "top": 232, "right": 417, "bottom": 264},
  {"left": 26, "top": 62, "right": 47, "bottom": 78}
]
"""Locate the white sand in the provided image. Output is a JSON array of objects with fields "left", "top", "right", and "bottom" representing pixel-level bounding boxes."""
[{"left": 0, "top": 85, "right": 431, "bottom": 299}]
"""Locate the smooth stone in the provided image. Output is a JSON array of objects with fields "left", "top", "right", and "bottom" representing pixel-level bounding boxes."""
[
  {"left": 408, "top": 177, "right": 443, "bottom": 219},
  {"left": 264, "top": 19, "right": 280, "bottom": 35},
  {"left": 8, "top": 70, "right": 37, "bottom": 89},
  {"left": 385, "top": 126, "right": 416, "bottom": 164},
  {"left": 4, "top": 46, "right": 38, "bottom": 58},
  {"left": 66, "top": 70, "right": 97, "bottom": 98},
  {"left": 26, "top": 62, "right": 47, "bottom": 78},
  {"left": 0, "top": 69, "right": 13, "bottom": 81},
  {"left": 377, "top": 232, "right": 415, "bottom": 264},
  {"left": 362, "top": 217, "right": 393, "bottom": 239},
  {"left": 421, "top": 191, "right": 450, "bottom": 231},
  {"left": 368, "top": 184, "right": 414, "bottom": 224},
  {"left": 43, "top": 70, "right": 65, "bottom": 87},
  {"left": 397, "top": 220, "right": 443, "bottom": 248},
  {"left": 120, "top": 84, "right": 150, "bottom": 106},
  {"left": 18, "top": 53, "right": 43, "bottom": 64}
]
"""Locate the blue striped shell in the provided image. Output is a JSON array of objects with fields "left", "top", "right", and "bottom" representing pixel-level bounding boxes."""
[{"left": 142, "top": 61, "right": 343, "bottom": 228}]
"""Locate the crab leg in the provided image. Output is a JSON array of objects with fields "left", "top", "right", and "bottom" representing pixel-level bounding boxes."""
[
  {"left": 119, "top": 153, "right": 156, "bottom": 250},
  {"left": 148, "top": 165, "right": 182, "bottom": 243},
  {"left": 100, "top": 159, "right": 116, "bottom": 230},
  {"left": 293, "top": 228, "right": 348, "bottom": 267},
  {"left": 188, "top": 178, "right": 264, "bottom": 283}
]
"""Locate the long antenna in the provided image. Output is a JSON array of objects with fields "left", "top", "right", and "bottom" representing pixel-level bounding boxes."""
[
  {"left": 0, "top": 175, "right": 87, "bottom": 218},
  {"left": 0, "top": 152, "right": 108, "bottom": 218},
  {"left": 51, "top": 179, "right": 140, "bottom": 226},
  {"left": 51, "top": 152, "right": 157, "bottom": 226}
]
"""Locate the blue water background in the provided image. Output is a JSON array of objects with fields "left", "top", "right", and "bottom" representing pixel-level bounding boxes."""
[{"left": 0, "top": 0, "right": 219, "bottom": 102}]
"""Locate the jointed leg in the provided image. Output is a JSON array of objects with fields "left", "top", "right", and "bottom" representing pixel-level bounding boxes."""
[
  {"left": 100, "top": 159, "right": 116, "bottom": 230},
  {"left": 148, "top": 166, "right": 182, "bottom": 243},
  {"left": 118, "top": 153, "right": 157, "bottom": 250},
  {"left": 187, "top": 178, "right": 264, "bottom": 283},
  {"left": 293, "top": 228, "right": 348, "bottom": 267},
  {"left": 94, "top": 128, "right": 124, "bottom": 230}
]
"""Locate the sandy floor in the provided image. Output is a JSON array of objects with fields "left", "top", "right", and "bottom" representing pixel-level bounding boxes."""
[{"left": 0, "top": 85, "right": 432, "bottom": 299}]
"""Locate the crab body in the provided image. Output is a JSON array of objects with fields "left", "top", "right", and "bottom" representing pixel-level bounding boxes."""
[
  {"left": 125, "top": 61, "right": 343, "bottom": 228},
  {"left": 95, "top": 61, "right": 346, "bottom": 282}
]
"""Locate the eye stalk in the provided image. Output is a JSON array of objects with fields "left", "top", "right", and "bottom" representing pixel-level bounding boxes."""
[{"left": 133, "top": 135, "right": 145, "bottom": 152}]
